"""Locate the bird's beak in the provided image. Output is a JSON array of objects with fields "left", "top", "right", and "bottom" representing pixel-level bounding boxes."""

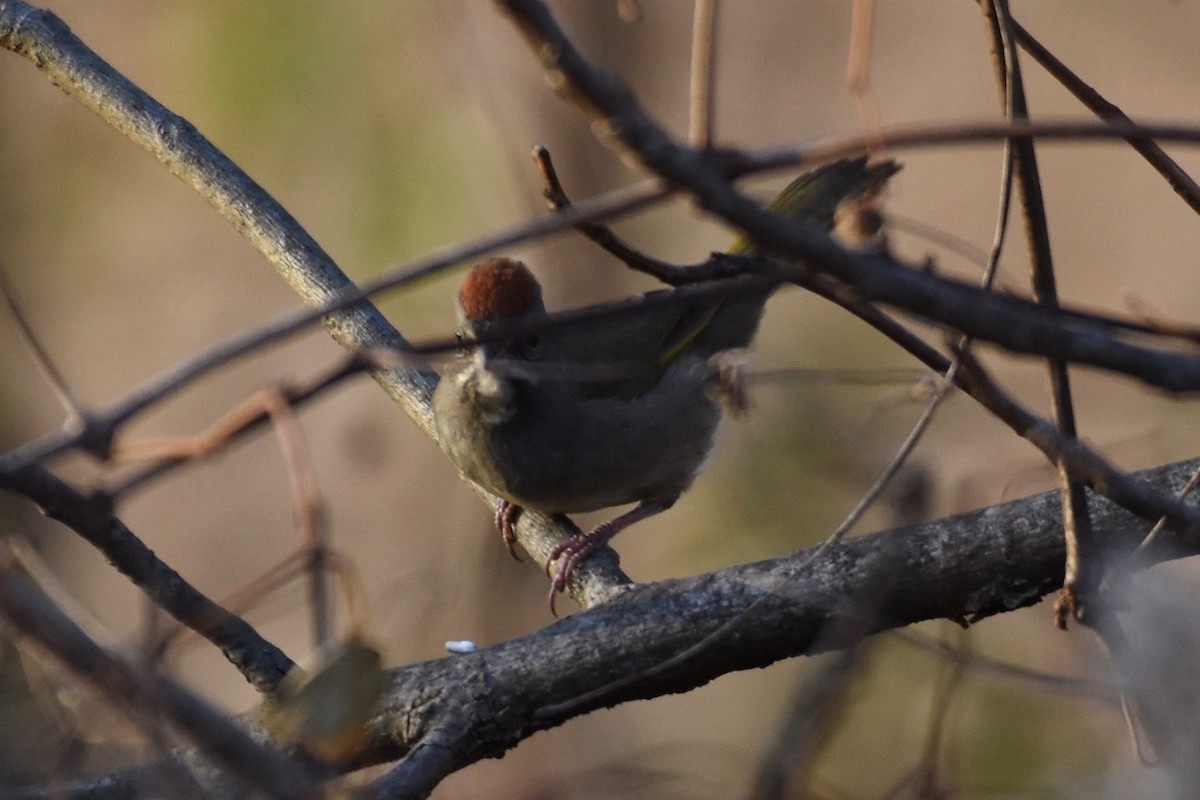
[{"left": 476, "top": 341, "right": 500, "bottom": 365}]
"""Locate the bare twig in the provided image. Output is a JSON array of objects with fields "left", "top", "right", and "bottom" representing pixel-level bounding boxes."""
[
  {"left": 119, "top": 388, "right": 338, "bottom": 652},
  {"left": 1009, "top": 14, "right": 1200, "bottom": 215},
  {"left": 744, "top": 648, "right": 865, "bottom": 800},
  {"left": 4, "top": 538, "right": 112, "bottom": 646},
  {"left": 0, "top": 572, "right": 325, "bottom": 799},
  {"left": 149, "top": 548, "right": 368, "bottom": 666},
  {"left": 882, "top": 628, "right": 967, "bottom": 798},
  {"left": 532, "top": 145, "right": 686, "bottom": 280},
  {"left": 982, "top": 0, "right": 1097, "bottom": 629},
  {"left": 688, "top": 0, "right": 719, "bottom": 149},
  {"left": 1138, "top": 465, "right": 1200, "bottom": 553},
  {"left": 259, "top": 392, "right": 334, "bottom": 652},
  {"left": 736, "top": 118, "right": 1200, "bottom": 178},
  {"left": 846, "top": 0, "right": 883, "bottom": 144},
  {"left": 108, "top": 353, "right": 369, "bottom": 500},
  {"left": 892, "top": 630, "right": 1122, "bottom": 705},
  {"left": 0, "top": 264, "right": 87, "bottom": 423},
  {"left": 0, "top": 465, "right": 296, "bottom": 695},
  {"left": 821, "top": 367, "right": 955, "bottom": 546}
]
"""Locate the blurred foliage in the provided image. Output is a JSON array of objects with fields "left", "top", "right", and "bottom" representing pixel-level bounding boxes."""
[{"left": 2, "top": 1, "right": 1199, "bottom": 797}]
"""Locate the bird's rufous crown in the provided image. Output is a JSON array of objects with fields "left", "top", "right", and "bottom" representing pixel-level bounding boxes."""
[{"left": 458, "top": 257, "right": 543, "bottom": 322}]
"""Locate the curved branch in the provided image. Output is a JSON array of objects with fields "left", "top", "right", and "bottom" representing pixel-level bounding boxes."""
[
  {"left": 0, "top": 464, "right": 295, "bottom": 695},
  {"left": 355, "top": 456, "right": 1200, "bottom": 787},
  {"left": 0, "top": 572, "right": 325, "bottom": 800}
]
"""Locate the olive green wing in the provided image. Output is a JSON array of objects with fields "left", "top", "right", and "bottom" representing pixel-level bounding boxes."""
[
  {"left": 523, "top": 157, "right": 900, "bottom": 400},
  {"left": 676, "top": 156, "right": 901, "bottom": 357}
]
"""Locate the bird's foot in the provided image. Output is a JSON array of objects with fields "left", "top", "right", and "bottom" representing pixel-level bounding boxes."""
[
  {"left": 544, "top": 498, "right": 677, "bottom": 615},
  {"left": 545, "top": 521, "right": 615, "bottom": 616},
  {"left": 494, "top": 500, "right": 523, "bottom": 562}
]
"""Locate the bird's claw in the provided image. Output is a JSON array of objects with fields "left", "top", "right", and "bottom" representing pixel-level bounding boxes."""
[
  {"left": 546, "top": 541, "right": 591, "bottom": 617},
  {"left": 545, "top": 522, "right": 618, "bottom": 615},
  {"left": 494, "top": 500, "right": 523, "bottom": 562}
]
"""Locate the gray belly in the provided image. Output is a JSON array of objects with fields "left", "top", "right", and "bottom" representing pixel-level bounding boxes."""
[{"left": 435, "top": 355, "right": 722, "bottom": 513}]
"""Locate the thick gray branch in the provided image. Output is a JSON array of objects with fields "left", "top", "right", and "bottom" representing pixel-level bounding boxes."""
[{"left": 361, "top": 457, "right": 1200, "bottom": 778}]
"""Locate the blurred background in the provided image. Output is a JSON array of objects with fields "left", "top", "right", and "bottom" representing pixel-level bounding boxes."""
[{"left": 2, "top": 1, "right": 1200, "bottom": 796}]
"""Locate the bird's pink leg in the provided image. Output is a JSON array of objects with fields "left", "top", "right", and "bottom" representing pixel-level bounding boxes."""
[
  {"left": 546, "top": 497, "right": 677, "bottom": 612},
  {"left": 495, "top": 500, "right": 523, "bottom": 562}
]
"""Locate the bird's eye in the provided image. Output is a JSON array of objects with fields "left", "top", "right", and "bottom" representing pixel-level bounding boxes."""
[{"left": 520, "top": 335, "right": 541, "bottom": 358}]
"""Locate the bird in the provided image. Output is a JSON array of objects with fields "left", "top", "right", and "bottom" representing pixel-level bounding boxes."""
[{"left": 432, "top": 157, "right": 899, "bottom": 606}]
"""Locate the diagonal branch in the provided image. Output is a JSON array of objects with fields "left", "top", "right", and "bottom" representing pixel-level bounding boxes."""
[
  {"left": 0, "top": 0, "right": 431, "bottom": 434},
  {"left": 1009, "top": 16, "right": 1200, "bottom": 215},
  {"left": 981, "top": 0, "right": 1097, "bottom": 625},
  {"left": 359, "top": 455, "right": 1200, "bottom": 788},
  {"left": 0, "top": 464, "right": 296, "bottom": 696},
  {"left": 0, "top": 572, "right": 326, "bottom": 800},
  {"left": 0, "top": 0, "right": 629, "bottom": 607}
]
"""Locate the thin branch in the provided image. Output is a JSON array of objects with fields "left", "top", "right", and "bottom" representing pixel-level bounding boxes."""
[
  {"left": 0, "top": 465, "right": 295, "bottom": 695},
  {"left": 259, "top": 392, "right": 334, "bottom": 652},
  {"left": 736, "top": 118, "right": 1200, "bottom": 178},
  {"left": 1009, "top": 15, "right": 1200, "bottom": 215},
  {"left": 846, "top": 0, "right": 883, "bottom": 144},
  {"left": 108, "top": 353, "right": 369, "bottom": 500},
  {"left": 982, "top": 0, "right": 1097, "bottom": 626},
  {"left": 892, "top": 630, "right": 1122, "bottom": 705},
  {"left": 688, "top": 0, "right": 718, "bottom": 149},
  {"left": 744, "top": 648, "right": 865, "bottom": 800},
  {"left": 0, "top": 264, "right": 87, "bottom": 422},
  {"left": 882, "top": 628, "right": 966, "bottom": 798},
  {"left": 0, "top": 572, "right": 325, "bottom": 800},
  {"left": 532, "top": 144, "right": 686, "bottom": 280},
  {"left": 998, "top": 0, "right": 1096, "bottom": 627},
  {"left": 149, "top": 548, "right": 368, "bottom": 665},
  {"left": 121, "top": 389, "right": 341, "bottom": 652},
  {"left": 821, "top": 367, "right": 955, "bottom": 546},
  {"left": 1139, "top": 464, "right": 1200, "bottom": 553}
]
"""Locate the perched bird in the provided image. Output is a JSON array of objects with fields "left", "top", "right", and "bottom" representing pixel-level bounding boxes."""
[{"left": 433, "top": 157, "right": 898, "bottom": 604}]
